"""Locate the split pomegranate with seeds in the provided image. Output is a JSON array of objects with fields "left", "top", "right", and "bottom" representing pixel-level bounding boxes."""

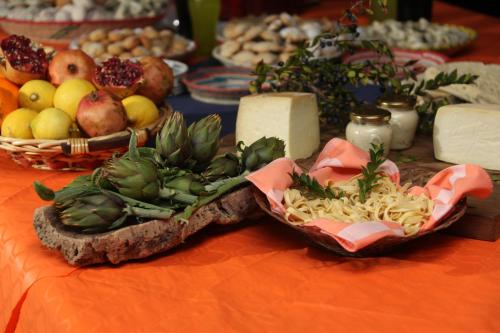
[
  {"left": 0, "top": 35, "right": 48, "bottom": 85},
  {"left": 93, "top": 57, "right": 144, "bottom": 99}
]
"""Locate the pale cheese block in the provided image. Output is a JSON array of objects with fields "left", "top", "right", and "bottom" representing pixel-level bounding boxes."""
[
  {"left": 236, "top": 92, "right": 320, "bottom": 159},
  {"left": 433, "top": 104, "right": 500, "bottom": 170}
]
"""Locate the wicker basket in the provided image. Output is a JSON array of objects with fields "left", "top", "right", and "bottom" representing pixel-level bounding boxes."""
[
  {"left": 253, "top": 162, "right": 469, "bottom": 257},
  {"left": 0, "top": 105, "right": 171, "bottom": 171}
]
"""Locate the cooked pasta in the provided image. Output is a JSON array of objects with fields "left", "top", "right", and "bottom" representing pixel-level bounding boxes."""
[{"left": 284, "top": 175, "right": 434, "bottom": 235}]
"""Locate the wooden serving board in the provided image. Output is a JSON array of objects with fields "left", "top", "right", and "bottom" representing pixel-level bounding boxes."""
[
  {"left": 222, "top": 131, "right": 500, "bottom": 242},
  {"left": 34, "top": 186, "right": 263, "bottom": 266}
]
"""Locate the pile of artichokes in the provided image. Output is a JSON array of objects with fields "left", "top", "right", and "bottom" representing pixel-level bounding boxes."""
[{"left": 34, "top": 112, "right": 285, "bottom": 233}]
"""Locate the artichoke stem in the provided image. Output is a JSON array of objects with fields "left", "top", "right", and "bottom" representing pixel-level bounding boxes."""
[
  {"left": 176, "top": 175, "right": 248, "bottom": 221},
  {"left": 159, "top": 188, "right": 198, "bottom": 204},
  {"left": 126, "top": 206, "right": 174, "bottom": 220}
]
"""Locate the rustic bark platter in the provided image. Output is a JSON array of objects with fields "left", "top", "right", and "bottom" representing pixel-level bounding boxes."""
[{"left": 33, "top": 186, "right": 262, "bottom": 266}]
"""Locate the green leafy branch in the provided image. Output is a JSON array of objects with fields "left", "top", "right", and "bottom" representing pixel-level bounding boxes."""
[
  {"left": 249, "top": 0, "right": 403, "bottom": 127},
  {"left": 290, "top": 171, "right": 343, "bottom": 200},
  {"left": 357, "top": 144, "right": 386, "bottom": 203},
  {"left": 397, "top": 69, "right": 478, "bottom": 96},
  {"left": 415, "top": 97, "right": 452, "bottom": 134}
]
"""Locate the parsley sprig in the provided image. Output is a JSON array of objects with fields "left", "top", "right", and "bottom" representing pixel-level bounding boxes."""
[
  {"left": 399, "top": 69, "right": 478, "bottom": 134},
  {"left": 398, "top": 69, "right": 478, "bottom": 96},
  {"left": 290, "top": 144, "right": 386, "bottom": 203},
  {"left": 290, "top": 172, "right": 343, "bottom": 200},
  {"left": 358, "top": 144, "right": 386, "bottom": 203}
]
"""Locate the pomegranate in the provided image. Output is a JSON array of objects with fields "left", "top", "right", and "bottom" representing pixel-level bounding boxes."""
[
  {"left": 76, "top": 90, "right": 128, "bottom": 137},
  {"left": 0, "top": 35, "right": 48, "bottom": 85},
  {"left": 48, "top": 50, "right": 96, "bottom": 86},
  {"left": 136, "top": 56, "right": 174, "bottom": 105},
  {"left": 93, "top": 57, "right": 144, "bottom": 99}
]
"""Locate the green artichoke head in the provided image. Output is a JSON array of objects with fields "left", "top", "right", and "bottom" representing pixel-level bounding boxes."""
[
  {"left": 156, "top": 112, "right": 191, "bottom": 167},
  {"left": 188, "top": 114, "right": 221, "bottom": 164},
  {"left": 58, "top": 192, "right": 126, "bottom": 230},
  {"left": 202, "top": 153, "right": 241, "bottom": 180},
  {"left": 164, "top": 174, "right": 205, "bottom": 195},
  {"left": 241, "top": 137, "right": 285, "bottom": 171},
  {"left": 103, "top": 156, "right": 160, "bottom": 202}
]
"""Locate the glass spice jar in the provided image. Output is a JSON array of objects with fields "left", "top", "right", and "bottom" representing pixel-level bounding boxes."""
[
  {"left": 377, "top": 94, "right": 418, "bottom": 150},
  {"left": 346, "top": 105, "right": 392, "bottom": 157}
]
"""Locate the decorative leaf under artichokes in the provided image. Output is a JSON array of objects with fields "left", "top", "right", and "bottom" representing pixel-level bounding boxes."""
[
  {"left": 188, "top": 114, "right": 221, "bottom": 164},
  {"left": 156, "top": 111, "right": 191, "bottom": 167},
  {"left": 240, "top": 137, "right": 285, "bottom": 171}
]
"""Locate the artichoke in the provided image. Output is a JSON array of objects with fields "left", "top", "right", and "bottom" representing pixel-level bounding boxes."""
[
  {"left": 188, "top": 114, "right": 221, "bottom": 164},
  {"left": 58, "top": 191, "right": 127, "bottom": 230},
  {"left": 164, "top": 174, "right": 205, "bottom": 195},
  {"left": 159, "top": 174, "right": 206, "bottom": 205},
  {"left": 156, "top": 112, "right": 191, "bottom": 167},
  {"left": 56, "top": 190, "right": 174, "bottom": 232},
  {"left": 202, "top": 153, "right": 240, "bottom": 180},
  {"left": 103, "top": 156, "right": 160, "bottom": 202},
  {"left": 241, "top": 137, "right": 285, "bottom": 171}
]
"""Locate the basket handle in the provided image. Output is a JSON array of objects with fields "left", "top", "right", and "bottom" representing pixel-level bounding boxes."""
[{"left": 61, "top": 129, "right": 149, "bottom": 155}]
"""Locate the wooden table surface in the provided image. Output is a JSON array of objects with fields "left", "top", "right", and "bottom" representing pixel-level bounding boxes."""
[{"left": 1, "top": 2, "right": 500, "bottom": 333}]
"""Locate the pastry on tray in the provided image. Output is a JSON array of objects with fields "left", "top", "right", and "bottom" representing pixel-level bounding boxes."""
[
  {"left": 73, "top": 26, "right": 195, "bottom": 61},
  {"left": 213, "top": 13, "right": 338, "bottom": 68}
]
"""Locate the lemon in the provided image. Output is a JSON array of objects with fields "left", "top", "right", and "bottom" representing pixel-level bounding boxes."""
[
  {"left": 1, "top": 108, "right": 38, "bottom": 139},
  {"left": 53, "top": 79, "right": 96, "bottom": 121},
  {"left": 18, "top": 80, "right": 56, "bottom": 111},
  {"left": 31, "top": 108, "right": 73, "bottom": 140},
  {"left": 122, "top": 95, "right": 159, "bottom": 129}
]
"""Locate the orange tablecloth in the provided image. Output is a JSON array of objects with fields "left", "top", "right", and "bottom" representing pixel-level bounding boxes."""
[{"left": 1, "top": 2, "right": 500, "bottom": 333}]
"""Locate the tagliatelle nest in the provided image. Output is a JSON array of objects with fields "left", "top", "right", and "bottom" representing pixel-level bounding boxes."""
[{"left": 284, "top": 175, "right": 434, "bottom": 235}]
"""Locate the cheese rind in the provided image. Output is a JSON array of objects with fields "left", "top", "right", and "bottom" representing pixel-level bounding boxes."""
[
  {"left": 433, "top": 104, "right": 500, "bottom": 170},
  {"left": 235, "top": 92, "right": 320, "bottom": 160}
]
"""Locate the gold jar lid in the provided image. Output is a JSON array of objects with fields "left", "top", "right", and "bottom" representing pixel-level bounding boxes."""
[
  {"left": 377, "top": 94, "right": 416, "bottom": 111},
  {"left": 350, "top": 105, "right": 391, "bottom": 125}
]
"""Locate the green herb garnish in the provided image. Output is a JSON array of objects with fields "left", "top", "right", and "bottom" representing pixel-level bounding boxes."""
[
  {"left": 358, "top": 144, "right": 386, "bottom": 203},
  {"left": 290, "top": 171, "right": 343, "bottom": 199},
  {"left": 290, "top": 144, "right": 386, "bottom": 203}
]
